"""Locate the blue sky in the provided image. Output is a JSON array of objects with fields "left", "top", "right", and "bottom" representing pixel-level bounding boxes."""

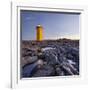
[{"left": 21, "top": 10, "right": 80, "bottom": 40}]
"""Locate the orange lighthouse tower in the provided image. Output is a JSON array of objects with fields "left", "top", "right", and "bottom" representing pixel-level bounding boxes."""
[{"left": 36, "top": 25, "right": 43, "bottom": 41}]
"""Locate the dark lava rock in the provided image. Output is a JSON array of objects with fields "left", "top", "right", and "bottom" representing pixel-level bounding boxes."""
[
  {"left": 21, "top": 40, "right": 79, "bottom": 77},
  {"left": 21, "top": 56, "right": 38, "bottom": 67},
  {"left": 22, "top": 63, "right": 37, "bottom": 77},
  {"left": 32, "top": 65, "right": 55, "bottom": 77}
]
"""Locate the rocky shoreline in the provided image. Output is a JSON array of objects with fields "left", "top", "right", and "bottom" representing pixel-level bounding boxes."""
[{"left": 21, "top": 39, "right": 79, "bottom": 77}]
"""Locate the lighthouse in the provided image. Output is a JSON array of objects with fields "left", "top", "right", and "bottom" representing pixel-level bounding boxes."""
[{"left": 36, "top": 25, "right": 43, "bottom": 41}]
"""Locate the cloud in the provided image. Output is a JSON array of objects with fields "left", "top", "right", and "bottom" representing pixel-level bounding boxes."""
[
  {"left": 60, "top": 34, "right": 80, "bottom": 40},
  {"left": 44, "top": 34, "right": 80, "bottom": 40},
  {"left": 25, "top": 17, "right": 35, "bottom": 21}
]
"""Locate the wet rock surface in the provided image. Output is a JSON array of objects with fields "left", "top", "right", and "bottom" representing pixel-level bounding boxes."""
[{"left": 21, "top": 39, "right": 79, "bottom": 77}]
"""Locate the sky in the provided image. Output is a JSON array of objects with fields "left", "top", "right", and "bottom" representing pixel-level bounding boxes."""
[{"left": 21, "top": 10, "right": 80, "bottom": 40}]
